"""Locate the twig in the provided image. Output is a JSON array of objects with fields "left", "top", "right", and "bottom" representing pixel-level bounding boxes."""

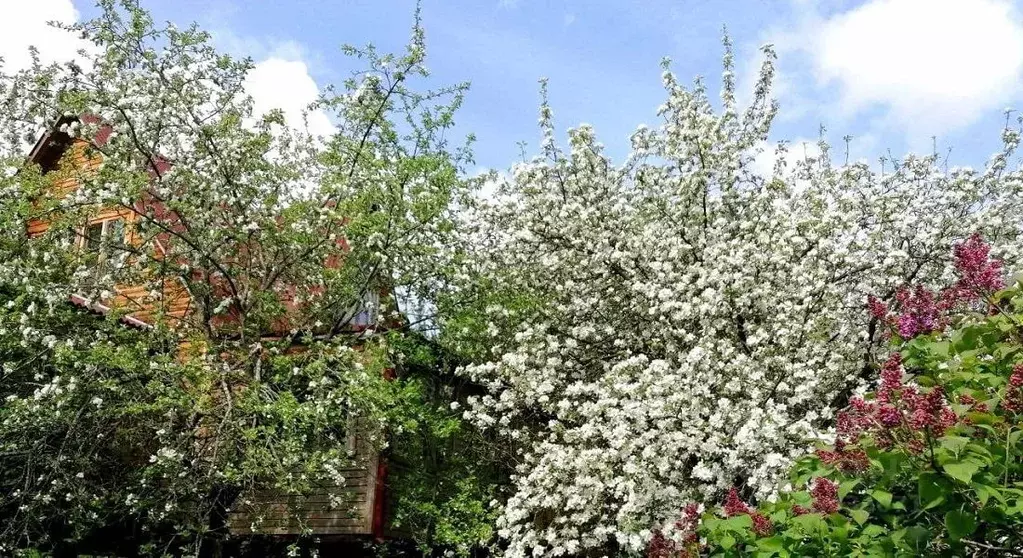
[{"left": 962, "top": 539, "right": 1023, "bottom": 557}]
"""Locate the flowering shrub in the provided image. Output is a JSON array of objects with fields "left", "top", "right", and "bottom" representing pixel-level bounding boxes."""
[
  {"left": 449, "top": 33, "right": 1023, "bottom": 556},
  {"left": 689, "top": 236, "right": 1023, "bottom": 556}
]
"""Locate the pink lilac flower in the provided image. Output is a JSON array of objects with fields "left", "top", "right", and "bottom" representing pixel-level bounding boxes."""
[
  {"left": 836, "top": 397, "right": 876, "bottom": 444},
  {"left": 958, "top": 394, "right": 988, "bottom": 423},
  {"left": 675, "top": 503, "right": 700, "bottom": 529},
  {"left": 922, "top": 386, "right": 946, "bottom": 412},
  {"left": 877, "top": 404, "right": 901, "bottom": 427},
  {"left": 867, "top": 295, "right": 889, "bottom": 322},
  {"left": 895, "top": 286, "right": 944, "bottom": 338},
  {"left": 675, "top": 503, "right": 700, "bottom": 545},
  {"left": 878, "top": 353, "right": 904, "bottom": 402},
  {"left": 938, "top": 407, "right": 958, "bottom": 433},
  {"left": 718, "top": 490, "right": 773, "bottom": 538},
  {"left": 811, "top": 478, "right": 840, "bottom": 514},
  {"left": 1010, "top": 366, "right": 1023, "bottom": 387},
  {"left": 648, "top": 504, "right": 701, "bottom": 558},
  {"left": 901, "top": 386, "right": 957, "bottom": 434},
  {"left": 816, "top": 446, "right": 869, "bottom": 473},
  {"left": 953, "top": 233, "right": 1005, "bottom": 296},
  {"left": 939, "top": 285, "right": 966, "bottom": 312},
  {"left": 791, "top": 505, "right": 810, "bottom": 516},
  {"left": 751, "top": 512, "right": 773, "bottom": 537},
  {"left": 909, "top": 408, "right": 932, "bottom": 430},
  {"left": 646, "top": 532, "right": 677, "bottom": 558},
  {"left": 897, "top": 385, "right": 922, "bottom": 416},
  {"left": 1003, "top": 365, "right": 1023, "bottom": 413},
  {"left": 723, "top": 487, "right": 750, "bottom": 517}
]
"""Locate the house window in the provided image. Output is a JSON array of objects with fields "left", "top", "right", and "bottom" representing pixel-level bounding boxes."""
[
  {"left": 80, "top": 217, "right": 126, "bottom": 263},
  {"left": 36, "top": 133, "right": 73, "bottom": 175},
  {"left": 352, "top": 290, "right": 380, "bottom": 327}
]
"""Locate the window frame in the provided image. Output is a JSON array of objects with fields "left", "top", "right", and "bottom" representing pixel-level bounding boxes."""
[{"left": 78, "top": 215, "right": 128, "bottom": 265}]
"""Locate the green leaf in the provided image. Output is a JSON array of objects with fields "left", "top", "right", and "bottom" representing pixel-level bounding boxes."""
[
  {"left": 870, "top": 489, "right": 893, "bottom": 508},
  {"left": 974, "top": 484, "right": 993, "bottom": 506},
  {"left": 848, "top": 508, "right": 869, "bottom": 526},
  {"left": 839, "top": 479, "right": 859, "bottom": 500},
  {"left": 879, "top": 452, "right": 905, "bottom": 480},
  {"left": 939, "top": 435, "right": 970, "bottom": 455},
  {"left": 944, "top": 510, "right": 977, "bottom": 541},
  {"left": 790, "top": 491, "right": 813, "bottom": 507},
  {"left": 952, "top": 326, "right": 981, "bottom": 351},
  {"left": 720, "top": 534, "right": 736, "bottom": 550},
  {"left": 720, "top": 514, "right": 754, "bottom": 532},
  {"left": 930, "top": 340, "right": 951, "bottom": 358},
  {"left": 756, "top": 536, "right": 784, "bottom": 552},
  {"left": 1009, "top": 429, "right": 1022, "bottom": 447},
  {"left": 702, "top": 517, "right": 721, "bottom": 532},
  {"left": 829, "top": 513, "right": 850, "bottom": 528},
  {"left": 967, "top": 412, "right": 998, "bottom": 425},
  {"left": 943, "top": 461, "right": 979, "bottom": 484},
  {"left": 790, "top": 513, "right": 827, "bottom": 535},
  {"left": 918, "top": 473, "right": 946, "bottom": 510},
  {"left": 980, "top": 505, "right": 1007, "bottom": 523},
  {"left": 861, "top": 524, "right": 886, "bottom": 538},
  {"left": 903, "top": 526, "right": 931, "bottom": 551},
  {"left": 965, "top": 443, "right": 993, "bottom": 462}
]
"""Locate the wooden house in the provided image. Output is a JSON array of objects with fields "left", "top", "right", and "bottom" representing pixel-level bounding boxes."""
[{"left": 22, "top": 115, "right": 391, "bottom": 539}]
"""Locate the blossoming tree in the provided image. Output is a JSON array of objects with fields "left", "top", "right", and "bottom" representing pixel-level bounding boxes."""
[
  {"left": 0, "top": 1, "right": 486, "bottom": 554},
  {"left": 448, "top": 40, "right": 1023, "bottom": 555}
]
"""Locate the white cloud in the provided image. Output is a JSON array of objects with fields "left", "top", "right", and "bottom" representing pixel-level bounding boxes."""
[
  {"left": 0, "top": 0, "right": 88, "bottom": 72},
  {"left": 243, "top": 56, "right": 335, "bottom": 137},
  {"left": 788, "top": 0, "right": 1023, "bottom": 135}
]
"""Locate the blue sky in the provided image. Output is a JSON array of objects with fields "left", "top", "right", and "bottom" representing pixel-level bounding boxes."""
[{"left": 8, "top": 0, "right": 1023, "bottom": 172}]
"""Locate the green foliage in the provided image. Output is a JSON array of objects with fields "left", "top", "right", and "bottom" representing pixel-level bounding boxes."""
[
  {"left": 697, "top": 284, "right": 1023, "bottom": 557},
  {"left": 379, "top": 332, "right": 507, "bottom": 556},
  {"left": 0, "top": 281, "right": 396, "bottom": 555}
]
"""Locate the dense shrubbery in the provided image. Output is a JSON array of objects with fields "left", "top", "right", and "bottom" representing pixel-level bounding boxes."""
[{"left": 676, "top": 236, "right": 1023, "bottom": 557}]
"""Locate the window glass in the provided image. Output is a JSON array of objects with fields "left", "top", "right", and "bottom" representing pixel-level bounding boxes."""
[
  {"left": 82, "top": 217, "right": 127, "bottom": 261},
  {"left": 353, "top": 290, "right": 379, "bottom": 326},
  {"left": 105, "top": 218, "right": 125, "bottom": 250},
  {"left": 84, "top": 222, "right": 104, "bottom": 252}
]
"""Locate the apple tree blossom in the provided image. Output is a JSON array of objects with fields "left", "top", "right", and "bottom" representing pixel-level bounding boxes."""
[{"left": 448, "top": 41, "right": 1023, "bottom": 556}]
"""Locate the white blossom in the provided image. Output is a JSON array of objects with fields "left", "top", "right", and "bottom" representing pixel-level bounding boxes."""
[{"left": 455, "top": 45, "right": 1023, "bottom": 556}]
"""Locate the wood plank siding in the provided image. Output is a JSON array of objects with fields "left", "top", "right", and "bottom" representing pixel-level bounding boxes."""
[{"left": 226, "top": 435, "right": 381, "bottom": 536}]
